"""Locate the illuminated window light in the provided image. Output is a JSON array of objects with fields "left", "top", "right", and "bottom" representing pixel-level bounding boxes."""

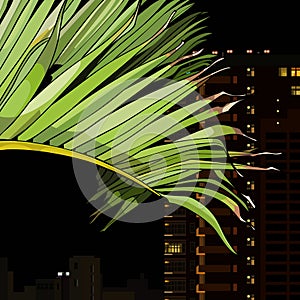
[
  {"left": 246, "top": 49, "right": 253, "bottom": 54},
  {"left": 212, "top": 50, "right": 218, "bottom": 55},
  {"left": 278, "top": 67, "right": 287, "bottom": 77},
  {"left": 66, "top": 272, "right": 70, "bottom": 276},
  {"left": 264, "top": 49, "right": 270, "bottom": 53},
  {"left": 57, "top": 272, "right": 63, "bottom": 277},
  {"left": 276, "top": 99, "right": 280, "bottom": 102},
  {"left": 276, "top": 109, "right": 280, "bottom": 113},
  {"left": 277, "top": 121, "right": 280, "bottom": 125},
  {"left": 227, "top": 49, "right": 233, "bottom": 53}
]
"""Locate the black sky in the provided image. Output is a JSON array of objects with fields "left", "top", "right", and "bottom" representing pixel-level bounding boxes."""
[
  {"left": 198, "top": 1, "right": 299, "bottom": 54},
  {"left": 0, "top": 0, "right": 299, "bottom": 292}
]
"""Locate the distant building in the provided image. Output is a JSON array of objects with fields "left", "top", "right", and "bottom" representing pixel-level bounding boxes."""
[
  {"left": 69, "top": 256, "right": 102, "bottom": 300},
  {"left": 36, "top": 278, "right": 58, "bottom": 300},
  {"left": 7, "top": 271, "right": 36, "bottom": 300},
  {"left": 0, "top": 257, "right": 8, "bottom": 300},
  {"left": 103, "top": 273, "right": 163, "bottom": 300}
]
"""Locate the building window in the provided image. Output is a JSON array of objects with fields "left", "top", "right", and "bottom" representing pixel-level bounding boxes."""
[
  {"left": 165, "top": 242, "right": 185, "bottom": 254},
  {"left": 246, "top": 67, "right": 255, "bottom": 77},
  {"left": 246, "top": 275, "right": 255, "bottom": 284},
  {"left": 74, "top": 262, "right": 78, "bottom": 270},
  {"left": 291, "top": 85, "right": 300, "bottom": 95},
  {"left": 190, "top": 260, "right": 196, "bottom": 272},
  {"left": 247, "top": 256, "right": 255, "bottom": 266},
  {"left": 190, "top": 223, "right": 196, "bottom": 234},
  {"left": 74, "top": 279, "right": 79, "bottom": 287},
  {"left": 164, "top": 279, "right": 186, "bottom": 292},
  {"left": 90, "top": 264, "right": 94, "bottom": 273},
  {"left": 246, "top": 105, "right": 255, "bottom": 115},
  {"left": 247, "top": 180, "right": 255, "bottom": 190},
  {"left": 190, "top": 241, "right": 196, "bottom": 253},
  {"left": 190, "top": 280, "right": 196, "bottom": 291},
  {"left": 246, "top": 237, "right": 255, "bottom": 247},
  {"left": 278, "top": 67, "right": 287, "bottom": 77},
  {"left": 246, "top": 219, "right": 255, "bottom": 228},
  {"left": 165, "top": 222, "right": 186, "bottom": 235},
  {"left": 172, "top": 207, "right": 186, "bottom": 217},
  {"left": 246, "top": 86, "right": 255, "bottom": 95},
  {"left": 291, "top": 67, "right": 300, "bottom": 77},
  {"left": 164, "top": 260, "right": 186, "bottom": 273},
  {"left": 247, "top": 294, "right": 255, "bottom": 300},
  {"left": 246, "top": 124, "right": 255, "bottom": 134},
  {"left": 246, "top": 143, "right": 255, "bottom": 149}
]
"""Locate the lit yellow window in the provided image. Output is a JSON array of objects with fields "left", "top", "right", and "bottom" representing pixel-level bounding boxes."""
[
  {"left": 291, "top": 67, "right": 300, "bottom": 77},
  {"left": 291, "top": 85, "right": 300, "bottom": 95},
  {"left": 278, "top": 67, "right": 287, "bottom": 76}
]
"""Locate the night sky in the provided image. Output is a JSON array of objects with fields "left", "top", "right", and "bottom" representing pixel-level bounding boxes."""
[{"left": 0, "top": 0, "right": 298, "bottom": 292}]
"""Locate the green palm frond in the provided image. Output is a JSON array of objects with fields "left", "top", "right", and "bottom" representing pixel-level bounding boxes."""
[{"left": 0, "top": 0, "right": 277, "bottom": 254}]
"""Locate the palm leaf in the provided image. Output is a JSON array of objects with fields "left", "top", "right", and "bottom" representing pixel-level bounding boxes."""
[{"left": 0, "top": 0, "right": 277, "bottom": 253}]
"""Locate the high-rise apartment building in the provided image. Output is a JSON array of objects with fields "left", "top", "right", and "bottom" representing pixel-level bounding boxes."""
[{"left": 164, "top": 49, "right": 300, "bottom": 300}]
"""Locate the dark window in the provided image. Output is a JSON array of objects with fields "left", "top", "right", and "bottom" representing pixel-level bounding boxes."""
[
  {"left": 266, "top": 285, "right": 286, "bottom": 292},
  {"left": 266, "top": 203, "right": 287, "bottom": 211},
  {"left": 290, "top": 183, "right": 300, "bottom": 190},
  {"left": 290, "top": 142, "right": 300, "bottom": 148},
  {"left": 266, "top": 193, "right": 286, "bottom": 201},
  {"left": 290, "top": 264, "right": 300, "bottom": 271},
  {"left": 266, "top": 296, "right": 286, "bottom": 300},
  {"left": 266, "top": 275, "right": 286, "bottom": 282},
  {"left": 266, "top": 214, "right": 286, "bottom": 221},
  {"left": 266, "top": 244, "right": 287, "bottom": 251},
  {"left": 189, "top": 260, "right": 196, "bottom": 272},
  {"left": 266, "top": 234, "right": 286, "bottom": 242},
  {"left": 290, "top": 284, "right": 300, "bottom": 292},
  {"left": 290, "top": 213, "right": 300, "bottom": 221},
  {"left": 290, "top": 274, "right": 300, "bottom": 282},
  {"left": 165, "top": 222, "right": 186, "bottom": 235},
  {"left": 189, "top": 279, "right": 196, "bottom": 291},
  {"left": 266, "top": 172, "right": 287, "bottom": 180},
  {"left": 290, "top": 254, "right": 300, "bottom": 261},
  {"left": 290, "top": 203, "right": 300, "bottom": 210},
  {"left": 266, "top": 183, "right": 287, "bottom": 190},
  {"left": 164, "top": 280, "right": 186, "bottom": 292},
  {"left": 290, "top": 152, "right": 300, "bottom": 160},
  {"left": 290, "top": 224, "right": 300, "bottom": 230},
  {"left": 266, "top": 142, "right": 286, "bottom": 149},
  {"left": 290, "top": 172, "right": 300, "bottom": 180},
  {"left": 266, "top": 254, "right": 287, "bottom": 261},
  {"left": 190, "top": 223, "right": 196, "bottom": 234},
  {"left": 266, "top": 224, "right": 287, "bottom": 231},
  {"left": 290, "top": 132, "right": 300, "bottom": 139},
  {"left": 290, "top": 163, "right": 300, "bottom": 170},
  {"left": 74, "top": 263, "right": 78, "bottom": 270},
  {"left": 265, "top": 264, "right": 286, "bottom": 272},
  {"left": 290, "top": 193, "right": 300, "bottom": 200},
  {"left": 165, "top": 260, "right": 186, "bottom": 273},
  {"left": 190, "top": 242, "right": 195, "bottom": 253},
  {"left": 266, "top": 133, "right": 287, "bottom": 139}
]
